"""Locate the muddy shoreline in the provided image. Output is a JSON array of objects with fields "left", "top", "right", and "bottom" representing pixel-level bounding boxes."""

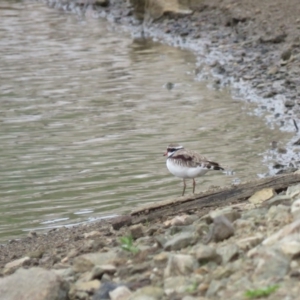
[{"left": 44, "top": 0, "right": 300, "bottom": 174}]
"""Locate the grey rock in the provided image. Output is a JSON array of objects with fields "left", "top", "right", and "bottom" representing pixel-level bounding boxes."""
[
  {"left": 263, "top": 219, "right": 300, "bottom": 246},
  {"left": 111, "top": 215, "right": 132, "bottom": 230},
  {"left": 164, "top": 215, "right": 198, "bottom": 227},
  {"left": 280, "top": 237, "right": 300, "bottom": 258},
  {"left": 164, "top": 231, "right": 198, "bottom": 251},
  {"left": 83, "top": 231, "right": 101, "bottom": 239},
  {"left": 194, "top": 244, "right": 222, "bottom": 264},
  {"left": 95, "top": 0, "right": 109, "bottom": 6},
  {"left": 237, "top": 234, "right": 264, "bottom": 251},
  {"left": 164, "top": 254, "right": 198, "bottom": 278},
  {"left": 153, "top": 252, "right": 169, "bottom": 266},
  {"left": 135, "top": 236, "right": 153, "bottom": 246},
  {"left": 73, "top": 251, "right": 118, "bottom": 273},
  {"left": 252, "top": 248, "right": 290, "bottom": 282},
  {"left": 130, "top": 224, "right": 145, "bottom": 240},
  {"left": 281, "top": 48, "right": 292, "bottom": 61},
  {"left": 228, "top": 276, "right": 254, "bottom": 292},
  {"left": 109, "top": 286, "right": 132, "bottom": 300},
  {"left": 291, "top": 199, "right": 300, "bottom": 220},
  {"left": 216, "top": 244, "right": 239, "bottom": 264},
  {"left": 116, "top": 262, "right": 150, "bottom": 278},
  {"left": 233, "top": 219, "right": 254, "bottom": 230},
  {"left": 263, "top": 194, "right": 292, "bottom": 208},
  {"left": 204, "top": 215, "right": 234, "bottom": 243},
  {"left": 129, "top": 297, "right": 155, "bottom": 300},
  {"left": 26, "top": 250, "right": 44, "bottom": 259},
  {"left": 267, "top": 204, "right": 291, "bottom": 223},
  {"left": 287, "top": 184, "right": 300, "bottom": 199},
  {"left": 81, "top": 239, "right": 104, "bottom": 252},
  {"left": 3, "top": 257, "right": 31, "bottom": 275},
  {"left": 168, "top": 225, "right": 194, "bottom": 235},
  {"left": 154, "top": 235, "right": 167, "bottom": 248},
  {"left": 93, "top": 282, "right": 127, "bottom": 300},
  {"left": 0, "top": 267, "right": 69, "bottom": 300},
  {"left": 208, "top": 207, "right": 234, "bottom": 220},
  {"left": 205, "top": 279, "right": 226, "bottom": 297},
  {"left": 164, "top": 276, "right": 192, "bottom": 296},
  {"left": 284, "top": 100, "right": 295, "bottom": 108},
  {"left": 211, "top": 264, "right": 235, "bottom": 280},
  {"left": 88, "top": 264, "right": 117, "bottom": 280},
  {"left": 129, "top": 286, "right": 164, "bottom": 300},
  {"left": 69, "top": 280, "right": 101, "bottom": 300},
  {"left": 242, "top": 207, "right": 268, "bottom": 221},
  {"left": 222, "top": 210, "right": 242, "bottom": 223},
  {"left": 182, "top": 297, "right": 199, "bottom": 300},
  {"left": 27, "top": 231, "right": 38, "bottom": 238},
  {"left": 204, "top": 207, "right": 241, "bottom": 224},
  {"left": 128, "top": 262, "right": 150, "bottom": 275},
  {"left": 194, "top": 222, "right": 210, "bottom": 236},
  {"left": 145, "top": 225, "right": 160, "bottom": 236},
  {"left": 53, "top": 267, "right": 76, "bottom": 283}
]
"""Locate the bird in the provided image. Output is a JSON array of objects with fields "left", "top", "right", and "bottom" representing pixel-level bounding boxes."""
[{"left": 163, "top": 144, "right": 224, "bottom": 196}]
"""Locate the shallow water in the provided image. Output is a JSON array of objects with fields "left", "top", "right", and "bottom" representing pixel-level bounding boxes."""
[{"left": 0, "top": 1, "right": 292, "bottom": 241}]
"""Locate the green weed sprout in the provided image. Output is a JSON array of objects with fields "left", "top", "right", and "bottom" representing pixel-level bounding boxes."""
[{"left": 119, "top": 235, "right": 139, "bottom": 254}]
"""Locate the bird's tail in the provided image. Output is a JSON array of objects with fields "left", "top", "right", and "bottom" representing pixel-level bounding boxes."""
[{"left": 207, "top": 161, "right": 224, "bottom": 171}]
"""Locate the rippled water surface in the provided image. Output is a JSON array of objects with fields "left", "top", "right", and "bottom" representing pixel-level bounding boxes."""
[{"left": 0, "top": 1, "right": 292, "bottom": 241}]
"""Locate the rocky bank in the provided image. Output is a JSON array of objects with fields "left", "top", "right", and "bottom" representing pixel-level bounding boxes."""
[
  {"left": 2, "top": 176, "right": 300, "bottom": 299},
  {"left": 1, "top": 0, "right": 300, "bottom": 299}
]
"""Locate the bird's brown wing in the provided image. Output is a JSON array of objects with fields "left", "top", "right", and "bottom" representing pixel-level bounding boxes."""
[{"left": 171, "top": 149, "right": 224, "bottom": 170}]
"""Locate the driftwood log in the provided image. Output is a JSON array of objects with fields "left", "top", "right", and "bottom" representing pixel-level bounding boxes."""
[{"left": 130, "top": 173, "right": 300, "bottom": 224}]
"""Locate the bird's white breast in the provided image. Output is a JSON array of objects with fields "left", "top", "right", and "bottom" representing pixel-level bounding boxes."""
[{"left": 166, "top": 159, "right": 208, "bottom": 179}]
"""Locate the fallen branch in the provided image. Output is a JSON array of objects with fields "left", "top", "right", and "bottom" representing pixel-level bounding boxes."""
[{"left": 131, "top": 173, "right": 300, "bottom": 223}]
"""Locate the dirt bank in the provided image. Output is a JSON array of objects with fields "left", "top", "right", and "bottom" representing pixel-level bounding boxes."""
[{"left": 2, "top": 174, "right": 300, "bottom": 299}]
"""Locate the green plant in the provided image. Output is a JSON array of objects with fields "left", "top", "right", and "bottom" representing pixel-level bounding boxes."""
[
  {"left": 244, "top": 285, "right": 279, "bottom": 299},
  {"left": 119, "top": 235, "right": 139, "bottom": 254},
  {"left": 185, "top": 281, "right": 198, "bottom": 294}
]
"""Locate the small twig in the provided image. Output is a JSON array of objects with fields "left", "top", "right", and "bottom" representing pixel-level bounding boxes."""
[{"left": 293, "top": 119, "right": 298, "bottom": 132}]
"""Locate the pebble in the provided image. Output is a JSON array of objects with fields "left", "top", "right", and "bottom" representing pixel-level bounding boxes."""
[
  {"left": 286, "top": 184, "right": 300, "bottom": 199},
  {"left": 236, "top": 234, "right": 264, "bottom": 251},
  {"left": 73, "top": 251, "right": 118, "bottom": 273},
  {"left": 248, "top": 188, "right": 276, "bottom": 204},
  {"left": 291, "top": 199, "right": 300, "bottom": 219},
  {"left": 164, "top": 231, "right": 198, "bottom": 251},
  {"left": 204, "top": 215, "right": 234, "bottom": 243},
  {"left": 194, "top": 244, "right": 222, "bottom": 264},
  {"left": 252, "top": 247, "right": 290, "bottom": 282},
  {"left": 216, "top": 244, "right": 240, "bottom": 263},
  {"left": 164, "top": 254, "right": 197, "bottom": 278},
  {"left": 263, "top": 219, "right": 300, "bottom": 246},
  {"left": 130, "top": 224, "right": 145, "bottom": 239},
  {"left": 4, "top": 257, "right": 31, "bottom": 275},
  {"left": 109, "top": 286, "right": 132, "bottom": 300}
]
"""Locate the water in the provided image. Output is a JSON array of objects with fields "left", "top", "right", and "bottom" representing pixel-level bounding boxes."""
[{"left": 0, "top": 0, "right": 292, "bottom": 241}]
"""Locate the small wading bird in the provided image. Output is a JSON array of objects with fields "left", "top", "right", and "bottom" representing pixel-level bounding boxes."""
[{"left": 163, "top": 144, "right": 224, "bottom": 196}]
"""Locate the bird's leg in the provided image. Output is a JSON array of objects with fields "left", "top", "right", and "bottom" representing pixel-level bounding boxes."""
[
  {"left": 193, "top": 179, "right": 196, "bottom": 194},
  {"left": 182, "top": 179, "right": 186, "bottom": 196}
]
